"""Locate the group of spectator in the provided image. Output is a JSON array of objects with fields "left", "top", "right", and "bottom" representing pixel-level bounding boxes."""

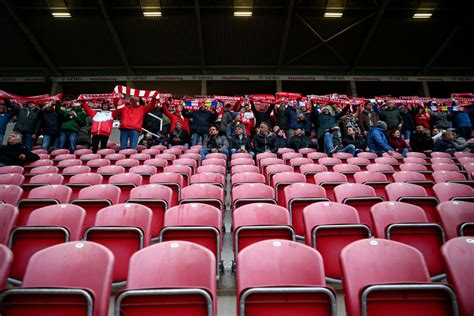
[{"left": 0, "top": 95, "right": 473, "bottom": 167}]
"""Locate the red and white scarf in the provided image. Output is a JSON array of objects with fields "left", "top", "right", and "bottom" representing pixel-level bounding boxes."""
[
  {"left": 113, "top": 85, "right": 160, "bottom": 99},
  {"left": 0, "top": 90, "right": 62, "bottom": 103},
  {"left": 77, "top": 93, "right": 123, "bottom": 101}
]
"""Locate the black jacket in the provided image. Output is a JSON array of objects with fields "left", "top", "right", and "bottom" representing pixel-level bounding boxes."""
[
  {"left": 12, "top": 105, "right": 41, "bottom": 135},
  {"left": 253, "top": 132, "right": 278, "bottom": 154},
  {"left": 251, "top": 103, "right": 274, "bottom": 127},
  {"left": 183, "top": 108, "right": 218, "bottom": 134},
  {"left": 343, "top": 134, "right": 367, "bottom": 150},
  {"left": 410, "top": 132, "right": 434, "bottom": 152},
  {"left": 0, "top": 143, "right": 40, "bottom": 166},
  {"left": 230, "top": 135, "right": 252, "bottom": 152},
  {"left": 169, "top": 128, "right": 191, "bottom": 146},
  {"left": 287, "top": 135, "right": 315, "bottom": 151},
  {"left": 39, "top": 102, "right": 62, "bottom": 136}
]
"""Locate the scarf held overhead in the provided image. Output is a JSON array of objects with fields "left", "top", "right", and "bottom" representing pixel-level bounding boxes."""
[
  {"left": 0, "top": 90, "right": 63, "bottom": 103},
  {"left": 113, "top": 85, "right": 160, "bottom": 99}
]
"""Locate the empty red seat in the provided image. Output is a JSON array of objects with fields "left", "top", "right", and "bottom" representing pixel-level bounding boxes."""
[
  {"left": 190, "top": 172, "right": 225, "bottom": 188},
  {"left": 432, "top": 170, "right": 469, "bottom": 185},
  {"left": 109, "top": 173, "right": 143, "bottom": 203},
  {"left": 74, "top": 149, "right": 93, "bottom": 156},
  {"left": 0, "top": 173, "right": 24, "bottom": 186},
  {"left": 367, "top": 163, "right": 395, "bottom": 181},
  {"left": 441, "top": 237, "right": 474, "bottom": 316},
  {"left": 231, "top": 164, "right": 259, "bottom": 175},
  {"left": 314, "top": 172, "right": 348, "bottom": 202},
  {"left": 437, "top": 201, "right": 474, "bottom": 240},
  {"left": 393, "top": 170, "right": 434, "bottom": 194},
  {"left": 9, "top": 204, "right": 86, "bottom": 285},
  {"left": 260, "top": 158, "right": 284, "bottom": 174},
  {"left": 407, "top": 152, "right": 428, "bottom": 159},
  {"left": 0, "top": 166, "right": 24, "bottom": 174},
  {"left": 382, "top": 151, "right": 403, "bottom": 159},
  {"left": 232, "top": 183, "right": 276, "bottom": 210},
  {"left": 151, "top": 144, "right": 167, "bottom": 151},
  {"left": 141, "top": 148, "right": 160, "bottom": 156},
  {"left": 0, "top": 185, "right": 23, "bottom": 205},
  {"left": 0, "top": 241, "right": 114, "bottom": 316},
  {"left": 197, "top": 165, "right": 226, "bottom": 175},
  {"left": 180, "top": 153, "right": 201, "bottom": 164},
  {"left": 334, "top": 183, "right": 383, "bottom": 231},
  {"left": 0, "top": 204, "right": 18, "bottom": 245},
  {"left": 357, "top": 152, "right": 377, "bottom": 160},
  {"left": 86, "top": 158, "right": 111, "bottom": 171},
  {"left": 173, "top": 158, "right": 198, "bottom": 174},
  {"left": 404, "top": 157, "right": 429, "bottom": 165},
  {"left": 205, "top": 153, "right": 227, "bottom": 160},
  {"left": 318, "top": 157, "right": 342, "bottom": 170},
  {"left": 284, "top": 183, "right": 329, "bottom": 237},
  {"left": 333, "top": 164, "right": 361, "bottom": 182},
  {"left": 432, "top": 163, "right": 460, "bottom": 172},
  {"left": 264, "top": 164, "right": 293, "bottom": 184},
  {"left": 50, "top": 149, "right": 69, "bottom": 156},
  {"left": 97, "top": 148, "right": 115, "bottom": 156},
  {"left": 143, "top": 158, "right": 168, "bottom": 172},
  {"left": 164, "top": 165, "right": 193, "bottom": 187},
  {"left": 289, "top": 157, "right": 313, "bottom": 173},
  {"left": 271, "top": 172, "right": 306, "bottom": 206},
  {"left": 299, "top": 164, "right": 328, "bottom": 184},
  {"left": 431, "top": 152, "right": 452, "bottom": 159},
  {"left": 256, "top": 152, "right": 277, "bottom": 167},
  {"left": 130, "top": 153, "right": 151, "bottom": 163},
  {"left": 150, "top": 172, "right": 184, "bottom": 207},
  {"left": 433, "top": 182, "right": 474, "bottom": 202},
  {"left": 129, "top": 165, "right": 157, "bottom": 184},
  {"left": 231, "top": 153, "right": 252, "bottom": 160},
  {"left": 119, "top": 148, "right": 138, "bottom": 156},
  {"left": 67, "top": 173, "right": 103, "bottom": 200},
  {"left": 307, "top": 151, "right": 328, "bottom": 162},
  {"left": 430, "top": 157, "right": 455, "bottom": 165},
  {"left": 84, "top": 203, "right": 152, "bottom": 286},
  {"left": 79, "top": 153, "right": 101, "bottom": 162},
  {"left": 282, "top": 152, "right": 303, "bottom": 165},
  {"left": 303, "top": 201, "right": 371, "bottom": 282},
  {"left": 104, "top": 153, "right": 126, "bottom": 163},
  {"left": 201, "top": 158, "right": 226, "bottom": 167},
  {"left": 57, "top": 159, "right": 82, "bottom": 170},
  {"left": 116, "top": 158, "right": 140, "bottom": 170},
  {"left": 161, "top": 203, "right": 222, "bottom": 278},
  {"left": 115, "top": 241, "right": 216, "bottom": 316},
  {"left": 298, "top": 147, "right": 317, "bottom": 156},
  {"left": 26, "top": 166, "right": 59, "bottom": 179},
  {"left": 53, "top": 154, "right": 76, "bottom": 164},
  {"left": 347, "top": 157, "right": 371, "bottom": 170},
  {"left": 0, "top": 244, "right": 12, "bottom": 291},
  {"left": 71, "top": 184, "right": 121, "bottom": 232},
  {"left": 354, "top": 171, "right": 390, "bottom": 199},
  {"left": 180, "top": 184, "right": 224, "bottom": 212},
  {"left": 24, "top": 159, "right": 53, "bottom": 174},
  {"left": 231, "top": 172, "right": 265, "bottom": 188},
  {"left": 230, "top": 158, "right": 255, "bottom": 167},
  {"left": 277, "top": 148, "right": 295, "bottom": 154},
  {"left": 341, "top": 239, "right": 457, "bottom": 316},
  {"left": 236, "top": 240, "right": 336, "bottom": 316},
  {"left": 333, "top": 152, "right": 353, "bottom": 160},
  {"left": 371, "top": 201, "right": 445, "bottom": 280}
]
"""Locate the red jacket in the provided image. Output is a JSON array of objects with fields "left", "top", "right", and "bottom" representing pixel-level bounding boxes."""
[
  {"left": 162, "top": 103, "right": 190, "bottom": 133},
  {"left": 82, "top": 102, "right": 120, "bottom": 137},
  {"left": 117, "top": 99, "right": 157, "bottom": 131}
]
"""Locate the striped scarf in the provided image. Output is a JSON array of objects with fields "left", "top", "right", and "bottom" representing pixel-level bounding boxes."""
[{"left": 113, "top": 85, "right": 160, "bottom": 99}]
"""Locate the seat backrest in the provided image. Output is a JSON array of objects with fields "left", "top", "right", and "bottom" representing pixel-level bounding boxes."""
[
  {"left": 129, "top": 165, "right": 158, "bottom": 176},
  {"left": 289, "top": 157, "right": 313, "bottom": 167},
  {"left": 0, "top": 166, "right": 24, "bottom": 174},
  {"left": 181, "top": 184, "right": 223, "bottom": 202},
  {"left": 307, "top": 152, "right": 328, "bottom": 161},
  {"left": 29, "top": 173, "right": 64, "bottom": 185},
  {"left": 347, "top": 157, "right": 371, "bottom": 166},
  {"left": 0, "top": 173, "right": 25, "bottom": 186},
  {"left": 109, "top": 173, "right": 143, "bottom": 186},
  {"left": 433, "top": 171, "right": 466, "bottom": 183},
  {"left": 119, "top": 149, "right": 138, "bottom": 156},
  {"left": 433, "top": 182, "right": 474, "bottom": 202},
  {"left": 271, "top": 172, "right": 306, "bottom": 187},
  {"left": 97, "top": 149, "right": 115, "bottom": 156},
  {"left": 86, "top": 159, "right": 111, "bottom": 168},
  {"left": 231, "top": 158, "right": 255, "bottom": 167},
  {"left": 370, "top": 201, "right": 428, "bottom": 238},
  {"left": 57, "top": 158, "right": 82, "bottom": 168},
  {"left": 129, "top": 184, "right": 172, "bottom": 204},
  {"left": 406, "top": 152, "right": 428, "bottom": 159},
  {"left": 27, "top": 204, "right": 86, "bottom": 240},
  {"left": 116, "top": 158, "right": 140, "bottom": 168},
  {"left": 441, "top": 237, "right": 474, "bottom": 316},
  {"left": 68, "top": 173, "right": 103, "bottom": 185},
  {"left": 393, "top": 171, "right": 426, "bottom": 182},
  {"left": 164, "top": 203, "right": 222, "bottom": 229},
  {"left": 284, "top": 183, "right": 327, "bottom": 205},
  {"left": 25, "top": 159, "right": 54, "bottom": 168},
  {"left": 313, "top": 172, "right": 347, "bottom": 185},
  {"left": 233, "top": 203, "right": 289, "bottom": 228},
  {"left": 357, "top": 152, "right": 377, "bottom": 160},
  {"left": 400, "top": 163, "right": 428, "bottom": 172},
  {"left": 22, "top": 241, "right": 114, "bottom": 316},
  {"left": 431, "top": 152, "right": 452, "bottom": 159},
  {"left": 281, "top": 152, "right": 303, "bottom": 162},
  {"left": 197, "top": 165, "right": 226, "bottom": 175},
  {"left": 404, "top": 157, "right": 428, "bottom": 165},
  {"left": 29, "top": 166, "right": 59, "bottom": 175},
  {"left": 205, "top": 153, "right": 227, "bottom": 160},
  {"left": 79, "top": 154, "right": 101, "bottom": 161},
  {"left": 299, "top": 164, "right": 328, "bottom": 174},
  {"left": 76, "top": 184, "right": 120, "bottom": 204},
  {"left": 432, "top": 163, "right": 460, "bottom": 172},
  {"left": 231, "top": 165, "right": 259, "bottom": 175},
  {"left": 298, "top": 148, "right": 317, "bottom": 155},
  {"left": 232, "top": 172, "right": 265, "bottom": 186},
  {"left": 173, "top": 158, "right": 197, "bottom": 169},
  {"left": 430, "top": 157, "right": 455, "bottom": 164},
  {"left": 97, "top": 165, "right": 126, "bottom": 175},
  {"left": 231, "top": 153, "right": 252, "bottom": 160},
  {"left": 0, "top": 244, "right": 12, "bottom": 291},
  {"left": 385, "top": 182, "right": 428, "bottom": 201},
  {"left": 437, "top": 201, "right": 474, "bottom": 240},
  {"left": 0, "top": 204, "right": 18, "bottom": 244},
  {"left": 333, "top": 164, "right": 361, "bottom": 174},
  {"left": 130, "top": 153, "right": 151, "bottom": 161},
  {"left": 334, "top": 183, "right": 376, "bottom": 202},
  {"left": 318, "top": 157, "right": 342, "bottom": 166},
  {"left": 0, "top": 185, "right": 23, "bottom": 205},
  {"left": 74, "top": 149, "right": 93, "bottom": 156},
  {"left": 232, "top": 183, "right": 275, "bottom": 201},
  {"left": 143, "top": 158, "right": 168, "bottom": 169},
  {"left": 104, "top": 153, "right": 126, "bottom": 161},
  {"left": 156, "top": 153, "right": 177, "bottom": 162},
  {"left": 27, "top": 185, "right": 72, "bottom": 203},
  {"left": 354, "top": 171, "right": 387, "bottom": 184},
  {"left": 190, "top": 173, "right": 226, "bottom": 187},
  {"left": 341, "top": 239, "right": 431, "bottom": 316},
  {"left": 256, "top": 152, "right": 278, "bottom": 162},
  {"left": 333, "top": 152, "right": 353, "bottom": 160},
  {"left": 62, "top": 165, "right": 91, "bottom": 175},
  {"left": 260, "top": 158, "right": 284, "bottom": 169},
  {"left": 150, "top": 172, "right": 184, "bottom": 188},
  {"left": 277, "top": 148, "right": 295, "bottom": 154},
  {"left": 367, "top": 163, "right": 395, "bottom": 173},
  {"left": 265, "top": 165, "right": 293, "bottom": 183},
  {"left": 201, "top": 158, "right": 226, "bottom": 167}
]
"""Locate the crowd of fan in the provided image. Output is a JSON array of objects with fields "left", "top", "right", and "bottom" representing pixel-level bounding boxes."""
[{"left": 0, "top": 95, "right": 473, "bottom": 167}]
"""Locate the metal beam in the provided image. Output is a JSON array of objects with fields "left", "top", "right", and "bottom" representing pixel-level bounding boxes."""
[
  {"left": 277, "top": 0, "right": 296, "bottom": 69},
  {"left": 98, "top": 0, "right": 134, "bottom": 76},
  {"left": 350, "top": 0, "right": 389, "bottom": 71},
  {"left": 194, "top": 0, "right": 206, "bottom": 74},
  {"left": 1, "top": 0, "right": 61, "bottom": 76},
  {"left": 420, "top": 23, "right": 462, "bottom": 74}
]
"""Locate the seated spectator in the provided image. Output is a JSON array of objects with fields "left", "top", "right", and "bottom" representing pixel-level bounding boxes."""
[
  {"left": 0, "top": 131, "right": 40, "bottom": 167},
  {"left": 287, "top": 127, "right": 315, "bottom": 151},
  {"left": 326, "top": 126, "right": 358, "bottom": 156},
  {"left": 431, "top": 128, "right": 444, "bottom": 143},
  {"left": 168, "top": 121, "right": 190, "bottom": 148},
  {"left": 343, "top": 127, "right": 366, "bottom": 155},
  {"left": 450, "top": 129, "right": 473, "bottom": 152},
  {"left": 434, "top": 131, "right": 456, "bottom": 153},
  {"left": 253, "top": 122, "right": 278, "bottom": 155},
  {"left": 367, "top": 121, "right": 395, "bottom": 156},
  {"left": 199, "top": 125, "right": 229, "bottom": 160},
  {"left": 140, "top": 132, "right": 163, "bottom": 148},
  {"left": 230, "top": 125, "right": 254, "bottom": 157},
  {"left": 410, "top": 125, "right": 434, "bottom": 153},
  {"left": 388, "top": 129, "right": 409, "bottom": 157},
  {"left": 275, "top": 129, "right": 287, "bottom": 149}
]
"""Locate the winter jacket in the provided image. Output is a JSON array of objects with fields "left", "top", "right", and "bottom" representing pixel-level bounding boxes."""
[
  {"left": 343, "top": 135, "right": 367, "bottom": 150},
  {"left": 0, "top": 99, "right": 19, "bottom": 134},
  {"left": 203, "top": 135, "right": 229, "bottom": 151},
  {"left": 287, "top": 135, "right": 315, "bottom": 151},
  {"left": 276, "top": 107, "right": 288, "bottom": 130},
  {"left": 39, "top": 103, "right": 61, "bottom": 136},
  {"left": 78, "top": 117, "right": 92, "bottom": 144},
  {"left": 142, "top": 108, "right": 164, "bottom": 134},
  {"left": 251, "top": 103, "right": 274, "bottom": 127},
  {"left": 451, "top": 138, "right": 471, "bottom": 152},
  {"left": 169, "top": 128, "right": 191, "bottom": 146},
  {"left": 414, "top": 111, "right": 431, "bottom": 129},
  {"left": 220, "top": 110, "right": 236, "bottom": 133},
  {"left": 430, "top": 112, "right": 449, "bottom": 129},
  {"left": 230, "top": 135, "right": 252, "bottom": 152},
  {"left": 13, "top": 105, "right": 41, "bottom": 135},
  {"left": 118, "top": 99, "right": 157, "bottom": 132},
  {"left": 82, "top": 102, "right": 119, "bottom": 137},
  {"left": 389, "top": 138, "right": 409, "bottom": 153},
  {"left": 453, "top": 111, "right": 471, "bottom": 128},
  {"left": 0, "top": 143, "right": 40, "bottom": 166},
  {"left": 410, "top": 132, "right": 434, "bottom": 152},
  {"left": 162, "top": 103, "right": 190, "bottom": 133},
  {"left": 358, "top": 110, "right": 380, "bottom": 134},
  {"left": 400, "top": 111, "right": 416, "bottom": 132},
  {"left": 183, "top": 108, "right": 217, "bottom": 134},
  {"left": 284, "top": 106, "right": 298, "bottom": 130},
  {"left": 380, "top": 108, "right": 403, "bottom": 130},
  {"left": 368, "top": 127, "right": 394, "bottom": 153},
  {"left": 253, "top": 132, "right": 278, "bottom": 154},
  {"left": 60, "top": 109, "right": 87, "bottom": 133},
  {"left": 314, "top": 105, "right": 349, "bottom": 138}
]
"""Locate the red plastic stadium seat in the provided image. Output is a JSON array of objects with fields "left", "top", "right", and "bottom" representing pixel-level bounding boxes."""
[
  {"left": 97, "top": 165, "right": 126, "bottom": 183},
  {"left": 404, "top": 157, "right": 429, "bottom": 165},
  {"left": 382, "top": 151, "right": 403, "bottom": 159},
  {"left": 190, "top": 172, "right": 226, "bottom": 188},
  {"left": 130, "top": 153, "right": 151, "bottom": 164},
  {"left": 385, "top": 182, "right": 439, "bottom": 222},
  {"left": 84, "top": 203, "right": 152, "bottom": 285},
  {"left": 180, "top": 153, "right": 201, "bottom": 165},
  {"left": 236, "top": 240, "right": 336, "bottom": 316},
  {"left": 256, "top": 152, "right": 277, "bottom": 167},
  {"left": 289, "top": 157, "right": 313, "bottom": 173},
  {"left": 57, "top": 159, "right": 82, "bottom": 169},
  {"left": 104, "top": 153, "right": 126, "bottom": 163},
  {"left": 303, "top": 201, "right": 371, "bottom": 282},
  {"left": 347, "top": 157, "right": 371, "bottom": 170},
  {"left": 0, "top": 166, "right": 24, "bottom": 174},
  {"left": 277, "top": 148, "right": 295, "bottom": 154},
  {"left": 433, "top": 182, "right": 474, "bottom": 202},
  {"left": 231, "top": 153, "right": 252, "bottom": 160},
  {"left": 180, "top": 184, "right": 224, "bottom": 213},
  {"left": 432, "top": 163, "right": 460, "bottom": 172},
  {"left": 430, "top": 157, "right": 455, "bottom": 165},
  {"left": 24, "top": 159, "right": 54, "bottom": 174},
  {"left": 371, "top": 201, "right": 445, "bottom": 280},
  {"left": 333, "top": 152, "right": 353, "bottom": 160},
  {"left": 71, "top": 184, "right": 121, "bottom": 232},
  {"left": 161, "top": 203, "right": 222, "bottom": 278},
  {"left": 282, "top": 152, "right": 303, "bottom": 165},
  {"left": 233, "top": 204, "right": 295, "bottom": 259},
  {"left": 354, "top": 171, "right": 390, "bottom": 199},
  {"left": 0, "top": 173, "right": 25, "bottom": 186},
  {"left": 231, "top": 172, "right": 265, "bottom": 188},
  {"left": 407, "top": 152, "right": 428, "bottom": 159},
  {"left": 259, "top": 158, "right": 284, "bottom": 174},
  {"left": 271, "top": 172, "right": 306, "bottom": 206},
  {"left": 284, "top": 183, "right": 329, "bottom": 237},
  {"left": 431, "top": 152, "right": 452, "bottom": 159},
  {"left": 74, "top": 149, "right": 92, "bottom": 156},
  {"left": 164, "top": 165, "right": 193, "bottom": 187},
  {"left": 50, "top": 149, "right": 70, "bottom": 156},
  {"left": 230, "top": 158, "right": 255, "bottom": 167},
  {"left": 307, "top": 152, "right": 328, "bottom": 162},
  {"left": 86, "top": 158, "right": 111, "bottom": 172},
  {"left": 115, "top": 241, "right": 217, "bottom": 316},
  {"left": 197, "top": 165, "right": 226, "bottom": 175},
  {"left": 437, "top": 201, "right": 474, "bottom": 240},
  {"left": 17, "top": 185, "right": 72, "bottom": 226},
  {"left": 393, "top": 170, "right": 434, "bottom": 194},
  {"left": 205, "top": 153, "right": 227, "bottom": 160},
  {"left": 127, "top": 184, "right": 173, "bottom": 241},
  {"left": 367, "top": 163, "right": 395, "bottom": 181},
  {"left": 299, "top": 164, "right": 328, "bottom": 184},
  {"left": 357, "top": 152, "right": 377, "bottom": 160},
  {"left": 333, "top": 164, "right": 361, "bottom": 182},
  {"left": 201, "top": 158, "right": 227, "bottom": 167},
  {"left": 232, "top": 183, "right": 276, "bottom": 210},
  {"left": 231, "top": 165, "right": 259, "bottom": 175},
  {"left": 298, "top": 147, "right": 317, "bottom": 157},
  {"left": 0, "top": 241, "right": 114, "bottom": 316},
  {"left": 264, "top": 164, "right": 293, "bottom": 185},
  {"left": 116, "top": 158, "right": 140, "bottom": 170},
  {"left": 173, "top": 158, "right": 198, "bottom": 174},
  {"left": 0, "top": 185, "right": 23, "bottom": 205},
  {"left": 67, "top": 173, "right": 103, "bottom": 200},
  {"left": 334, "top": 183, "right": 384, "bottom": 231},
  {"left": 8, "top": 204, "right": 85, "bottom": 285},
  {"left": 53, "top": 154, "right": 76, "bottom": 163},
  {"left": 26, "top": 166, "right": 59, "bottom": 179},
  {"left": 129, "top": 165, "right": 157, "bottom": 185},
  {"left": 109, "top": 173, "right": 143, "bottom": 203},
  {"left": 79, "top": 153, "right": 101, "bottom": 162},
  {"left": 0, "top": 245, "right": 12, "bottom": 291},
  {"left": 150, "top": 172, "right": 184, "bottom": 207},
  {"left": 143, "top": 158, "right": 168, "bottom": 172},
  {"left": 141, "top": 148, "right": 160, "bottom": 156},
  {"left": 400, "top": 163, "right": 432, "bottom": 180},
  {"left": 119, "top": 149, "right": 138, "bottom": 156},
  {"left": 151, "top": 144, "right": 167, "bottom": 151},
  {"left": 318, "top": 157, "right": 342, "bottom": 171},
  {"left": 313, "top": 172, "right": 348, "bottom": 202},
  {"left": 0, "top": 204, "right": 18, "bottom": 245},
  {"left": 97, "top": 148, "right": 115, "bottom": 156},
  {"left": 341, "top": 239, "right": 457, "bottom": 316},
  {"left": 441, "top": 237, "right": 474, "bottom": 316},
  {"left": 432, "top": 171, "right": 471, "bottom": 186}
]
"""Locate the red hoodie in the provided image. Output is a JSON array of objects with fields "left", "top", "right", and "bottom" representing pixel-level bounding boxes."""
[
  {"left": 117, "top": 99, "right": 157, "bottom": 131},
  {"left": 162, "top": 102, "right": 190, "bottom": 133},
  {"left": 82, "top": 102, "right": 120, "bottom": 136}
]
